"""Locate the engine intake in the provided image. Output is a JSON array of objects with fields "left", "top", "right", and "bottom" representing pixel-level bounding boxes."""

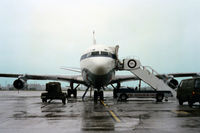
[
  {"left": 13, "top": 79, "right": 26, "bottom": 89},
  {"left": 167, "top": 78, "right": 178, "bottom": 89}
]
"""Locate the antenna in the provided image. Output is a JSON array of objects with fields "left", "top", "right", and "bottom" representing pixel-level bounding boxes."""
[{"left": 93, "top": 30, "right": 96, "bottom": 45}]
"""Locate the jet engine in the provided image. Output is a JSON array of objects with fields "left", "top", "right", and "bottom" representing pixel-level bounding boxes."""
[
  {"left": 167, "top": 78, "right": 178, "bottom": 89},
  {"left": 13, "top": 79, "right": 27, "bottom": 89}
]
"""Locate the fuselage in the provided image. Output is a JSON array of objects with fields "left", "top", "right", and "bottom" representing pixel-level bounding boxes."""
[{"left": 80, "top": 45, "right": 117, "bottom": 88}]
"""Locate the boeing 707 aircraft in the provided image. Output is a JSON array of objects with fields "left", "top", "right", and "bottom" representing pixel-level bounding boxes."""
[{"left": 0, "top": 42, "right": 199, "bottom": 102}]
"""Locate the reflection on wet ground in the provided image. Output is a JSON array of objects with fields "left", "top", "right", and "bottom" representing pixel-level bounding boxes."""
[
  {"left": 0, "top": 91, "right": 200, "bottom": 133},
  {"left": 82, "top": 102, "right": 114, "bottom": 131}
]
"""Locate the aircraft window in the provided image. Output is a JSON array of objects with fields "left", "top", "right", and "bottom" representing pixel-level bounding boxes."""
[
  {"left": 108, "top": 52, "right": 112, "bottom": 56},
  {"left": 82, "top": 54, "right": 87, "bottom": 58},
  {"left": 101, "top": 51, "right": 108, "bottom": 56},
  {"left": 80, "top": 51, "right": 117, "bottom": 60},
  {"left": 80, "top": 54, "right": 87, "bottom": 60},
  {"left": 87, "top": 53, "right": 91, "bottom": 57},
  {"left": 91, "top": 51, "right": 99, "bottom": 56},
  {"left": 195, "top": 79, "right": 200, "bottom": 88}
]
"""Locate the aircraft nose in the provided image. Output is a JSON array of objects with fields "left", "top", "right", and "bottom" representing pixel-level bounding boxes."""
[
  {"left": 95, "top": 64, "right": 107, "bottom": 75},
  {"left": 92, "top": 60, "right": 110, "bottom": 75}
]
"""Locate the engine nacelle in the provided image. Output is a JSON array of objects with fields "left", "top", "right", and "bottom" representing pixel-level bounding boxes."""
[
  {"left": 13, "top": 79, "right": 27, "bottom": 90},
  {"left": 167, "top": 78, "right": 178, "bottom": 89}
]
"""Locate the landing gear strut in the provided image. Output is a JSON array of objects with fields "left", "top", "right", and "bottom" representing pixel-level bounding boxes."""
[
  {"left": 82, "top": 86, "right": 90, "bottom": 101},
  {"left": 94, "top": 89, "right": 104, "bottom": 103},
  {"left": 67, "top": 83, "right": 79, "bottom": 98},
  {"left": 94, "top": 90, "right": 98, "bottom": 103},
  {"left": 111, "top": 82, "right": 121, "bottom": 98}
]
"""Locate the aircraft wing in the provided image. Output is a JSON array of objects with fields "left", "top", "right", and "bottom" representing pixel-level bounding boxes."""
[
  {"left": 110, "top": 75, "right": 139, "bottom": 84},
  {"left": 0, "top": 73, "right": 86, "bottom": 85},
  {"left": 110, "top": 72, "right": 200, "bottom": 84},
  {"left": 158, "top": 73, "right": 200, "bottom": 78}
]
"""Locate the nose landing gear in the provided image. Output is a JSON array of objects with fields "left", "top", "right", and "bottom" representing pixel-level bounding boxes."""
[
  {"left": 94, "top": 88, "right": 104, "bottom": 103},
  {"left": 81, "top": 86, "right": 104, "bottom": 103}
]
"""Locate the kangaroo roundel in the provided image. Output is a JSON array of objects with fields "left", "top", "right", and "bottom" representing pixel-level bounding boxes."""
[{"left": 128, "top": 59, "right": 137, "bottom": 68}]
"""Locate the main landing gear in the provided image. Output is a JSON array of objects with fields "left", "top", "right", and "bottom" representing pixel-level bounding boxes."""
[
  {"left": 67, "top": 82, "right": 79, "bottom": 98},
  {"left": 94, "top": 89, "right": 104, "bottom": 103},
  {"left": 111, "top": 82, "right": 121, "bottom": 98}
]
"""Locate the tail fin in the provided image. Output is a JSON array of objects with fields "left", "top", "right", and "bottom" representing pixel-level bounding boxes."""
[{"left": 93, "top": 30, "right": 96, "bottom": 45}]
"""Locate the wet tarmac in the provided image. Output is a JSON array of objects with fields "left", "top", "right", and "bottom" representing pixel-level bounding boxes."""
[{"left": 0, "top": 91, "right": 200, "bottom": 133}]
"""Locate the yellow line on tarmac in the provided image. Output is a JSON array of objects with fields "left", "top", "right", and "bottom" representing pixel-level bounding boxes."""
[
  {"left": 109, "top": 110, "right": 121, "bottom": 122},
  {"left": 101, "top": 100, "right": 107, "bottom": 107},
  {"left": 101, "top": 101, "right": 121, "bottom": 122},
  {"left": 172, "top": 110, "right": 189, "bottom": 115}
]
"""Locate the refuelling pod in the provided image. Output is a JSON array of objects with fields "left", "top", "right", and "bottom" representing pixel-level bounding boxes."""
[{"left": 13, "top": 79, "right": 27, "bottom": 90}]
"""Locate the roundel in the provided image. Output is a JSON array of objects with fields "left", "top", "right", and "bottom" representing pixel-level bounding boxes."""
[{"left": 127, "top": 59, "right": 137, "bottom": 68}]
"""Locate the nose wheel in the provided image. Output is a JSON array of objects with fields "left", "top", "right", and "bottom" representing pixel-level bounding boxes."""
[{"left": 94, "top": 90, "right": 104, "bottom": 103}]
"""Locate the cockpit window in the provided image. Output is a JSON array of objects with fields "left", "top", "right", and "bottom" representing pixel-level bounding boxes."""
[
  {"left": 91, "top": 51, "right": 99, "bottom": 56},
  {"left": 87, "top": 53, "right": 91, "bottom": 57},
  {"left": 101, "top": 51, "right": 108, "bottom": 56},
  {"left": 80, "top": 51, "right": 117, "bottom": 61}
]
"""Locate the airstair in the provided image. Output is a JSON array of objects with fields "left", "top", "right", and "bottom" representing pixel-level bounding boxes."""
[{"left": 117, "top": 58, "right": 173, "bottom": 91}]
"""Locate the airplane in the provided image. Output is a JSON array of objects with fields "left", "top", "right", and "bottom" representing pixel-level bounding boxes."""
[{"left": 0, "top": 34, "right": 200, "bottom": 102}]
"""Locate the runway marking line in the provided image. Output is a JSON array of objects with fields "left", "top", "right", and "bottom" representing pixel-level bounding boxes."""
[
  {"left": 172, "top": 110, "right": 189, "bottom": 115},
  {"left": 101, "top": 101, "right": 121, "bottom": 123}
]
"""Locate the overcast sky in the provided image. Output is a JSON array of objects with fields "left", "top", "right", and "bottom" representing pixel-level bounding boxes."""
[{"left": 0, "top": 0, "right": 200, "bottom": 86}]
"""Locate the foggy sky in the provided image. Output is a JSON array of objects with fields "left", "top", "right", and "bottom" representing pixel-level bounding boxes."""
[{"left": 0, "top": 0, "right": 200, "bottom": 86}]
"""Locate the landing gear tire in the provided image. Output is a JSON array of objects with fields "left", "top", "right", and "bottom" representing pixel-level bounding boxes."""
[
  {"left": 68, "top": 89, "right": 77, "bottom": 98},
  {"left": 74, "top": 89, "right": 77, "bottom": 98},
  {"left": 42, "top": 98, "right": 47, "bottom": 103},
  {"left": 156, "top": 94, "right": 164, "bottom": 102},
  {"left": 113, "top": 89, "right": 117, "bottom": 98},
  {"left": 188, "top": 100, "right": 193, "bottom": 107},
  {"left": 178, "top": 99, "right": 183, "bottom": 105},
  {"left": 100, "top": 91, "right": 104, "bottom": 101},
  {"left": 62, "top": 98, "right": 66, "bottom": 105},
  {"left": 120, "top": 94, "right": 128, "bottom": 101},
  {"left": 67, "top": 89, "right": 71, "bottom": 98},
  {"left": 94, "top": 91, "right": 98, "bottom": 103}
]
